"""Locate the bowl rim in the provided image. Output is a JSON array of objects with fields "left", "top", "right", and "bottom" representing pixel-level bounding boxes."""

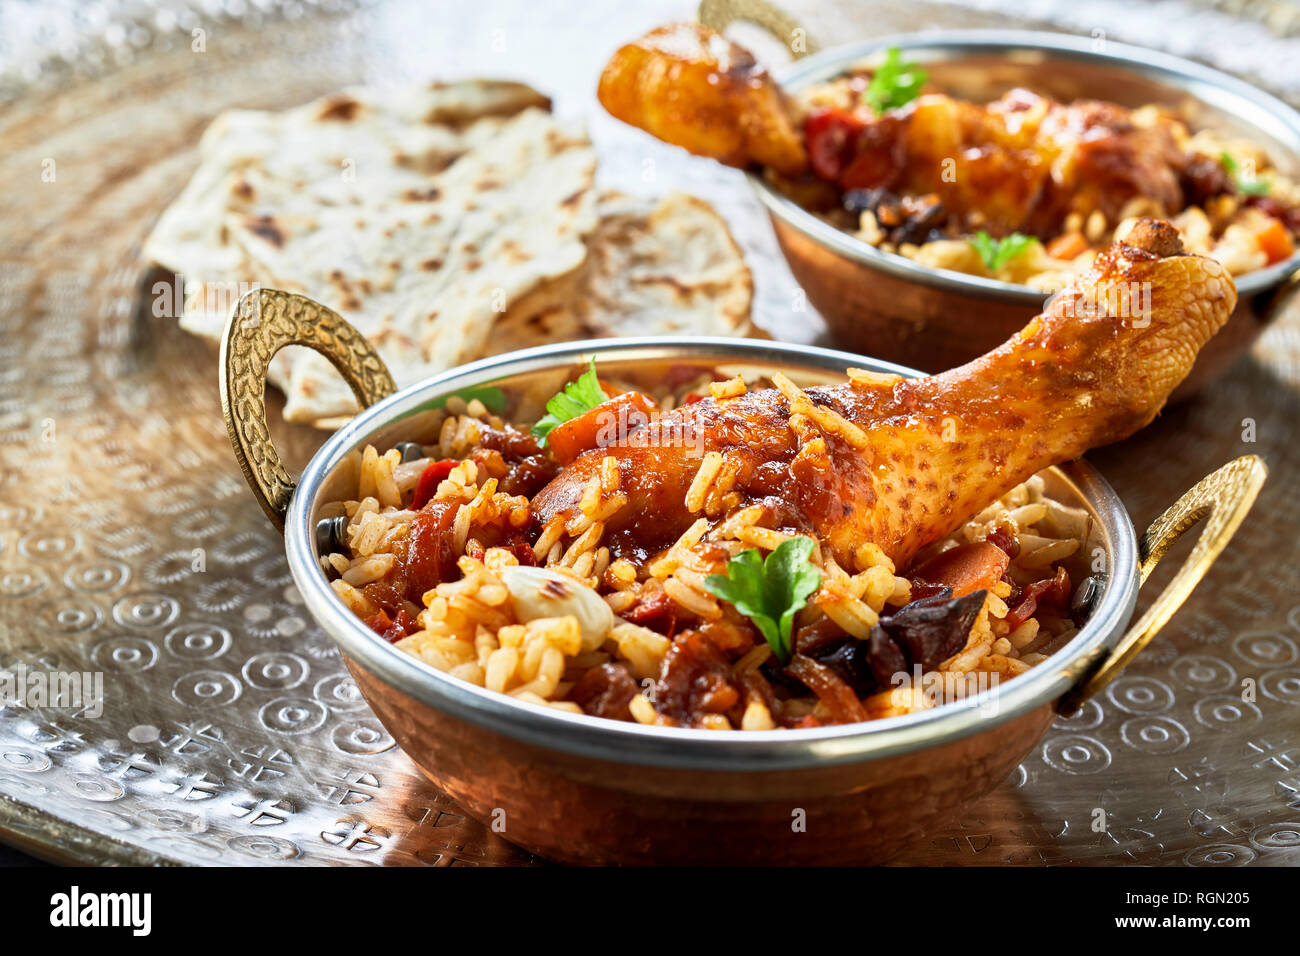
[
  {"left": 750, "top": 28, "right": 1300, "bottom": 300},
  {"left": 283, "top": 337, "right": 1140, "bottom": 771}
]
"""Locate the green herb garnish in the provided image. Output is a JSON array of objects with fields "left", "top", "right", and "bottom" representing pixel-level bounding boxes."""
[
  {"left": 863, "top": 47, "right": 928, "bottom": 114},
  {"left": 446, "top": 386, "right": 507, "bottom": 413},
  {"left": 1221, "top": 151, "right": 1271, "bottom": 197},
  {"left": 969, "top": 230, "right": 1037, "bottom": 272},
  {"left": 412, "top": 386, "right": 508, "bottom": 417},
  {"left": 703, "top": 537, "right": 822, "bottom": 663},
  {"left": 531, "top": 359, "right": 605, "bottom": 445}
]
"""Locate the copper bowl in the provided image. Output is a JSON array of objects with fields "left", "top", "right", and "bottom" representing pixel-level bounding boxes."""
[
  {"left": 221, "top": 289, "right": 1266, "bottom": 865},
  {"left": 714, "top": 18, "right": 1300, "bottom": 397}
]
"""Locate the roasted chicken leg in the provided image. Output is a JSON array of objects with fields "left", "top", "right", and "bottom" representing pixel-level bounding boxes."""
[
  {"left": 597, "top": 22, "right": 808, "bottom": 177},
  {"left": 531, "top": 220, "right": 1235, "bottom": 569},
  {"left": 599, "top": 23, "right": 1232, "bottom": 240}
]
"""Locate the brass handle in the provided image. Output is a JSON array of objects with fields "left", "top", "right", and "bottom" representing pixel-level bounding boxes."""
[
  {"left": 697, "top": 0, "right": 817, "bottom": 57},
  {"left": 219, "top": 288, "right": 397, "bottom": 532},
  {"left": 1058, "top": 454, "right": 1267, "bottom": 714}
]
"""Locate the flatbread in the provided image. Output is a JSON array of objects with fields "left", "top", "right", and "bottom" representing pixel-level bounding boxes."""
[
  {"left": 146, "top": 80, "right": 558, "bottom": 297},
  {"left": 145, "top": 81, "right": 756, "bottom": 426},
  {"left": 493, "top": 191, "right": 756, "bottom": 349},
  {"left": 145, "top": 80, "right": 598, "bottom": 422}
]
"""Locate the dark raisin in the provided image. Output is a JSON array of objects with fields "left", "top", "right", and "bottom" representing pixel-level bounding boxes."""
[
  {"left": 867, "top": 626, "right": 910, "bottom": 689},
  {"left": 881, "top": 588, "right": 987, "bottom": 671},
  {"left": 654, "top": 630, "right": 741, "bottom": 726},
  {"left": 570, "top": 663, "right": 640, "bottom": 721}
]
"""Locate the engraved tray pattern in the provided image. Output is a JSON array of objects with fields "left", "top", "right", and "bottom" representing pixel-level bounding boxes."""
[{"left": 2, "top": 0, "right": 1300, "bottom": 865}]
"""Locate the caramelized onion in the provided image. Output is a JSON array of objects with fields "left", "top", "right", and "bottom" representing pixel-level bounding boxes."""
[{"left": 786, "top": 654, "right": 869, "bottom": 725}]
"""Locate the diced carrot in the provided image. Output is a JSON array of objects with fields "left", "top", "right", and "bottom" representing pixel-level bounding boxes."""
[
  {"left": 1256, "top": 217, "right": 1294, "bottom": 264},
  {"left": 1046, "top": 231, "right": 1090, "bottom": 260},
  {"left": 910, "top": 541, "right": 1010, "bottom": 597},
  {"left": 546, "top": 391, "right": 659, "bottom": 466}
]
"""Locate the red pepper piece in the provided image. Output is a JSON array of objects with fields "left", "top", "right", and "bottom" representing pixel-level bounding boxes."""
[
  {"left": 803, "top": 107, "right": 866, "bottom": 182},
  {"left": 910, "top": 541, "right": 1011, "bottom": 598},
  {"left": 362, "top": 608, "right": 416, "bottom": 643},
  {"left": 411, "top": 459, "right": 458, "bottom": 510},
  {"left": 1004, "top": 567, "right": 1071, "bottom": 632}
]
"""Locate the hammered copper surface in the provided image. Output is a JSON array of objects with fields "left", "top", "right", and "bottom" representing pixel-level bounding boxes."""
[{"left": 3, "top": 0, "right": 1300, "bottom": 866}]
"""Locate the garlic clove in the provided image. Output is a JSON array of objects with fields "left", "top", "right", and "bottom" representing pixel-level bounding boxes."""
[{"left": 498, "top": 565, "right": 614, "bottom": 652}]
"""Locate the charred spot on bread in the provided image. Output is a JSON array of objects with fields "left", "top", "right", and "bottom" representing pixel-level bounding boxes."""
[
  {"left": 316, "top": 95, "right": 364, "bottom": 122},
  {"left": 244, "top": 214, "right": 285, "bottom": 248}
]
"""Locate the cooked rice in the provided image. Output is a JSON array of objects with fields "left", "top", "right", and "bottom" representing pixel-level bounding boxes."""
[
  {"left": 847, "top": 367, "right": 903, "bottom": 389},
  {"left": 325, "top": 398, "right": 1093, "bottom": 729},
  {"left": 773, "top": 372, "right": 871, "bottom": 450},
  {"left": 685, "top": 451, "right": 724, "bottom": 513},
  {"left": 709, "top": 375, "right": 748, "bottom": 400}
]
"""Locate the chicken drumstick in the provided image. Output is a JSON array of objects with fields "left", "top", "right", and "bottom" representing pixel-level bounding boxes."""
[{"left": 531, "top": 221, "right": 1235, "bottom": 570}]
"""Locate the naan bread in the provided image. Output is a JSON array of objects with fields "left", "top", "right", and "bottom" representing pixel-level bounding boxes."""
[
  {"left": 493, "top": 191, "right": 756, "bottom": 349},
  {"left": 146, "top": 80, "right": 559, "bottom": 302},
  {"left": 145, "top": 80, "right": 597, "bottom": 422},
  {"left": 145, "top": 81, "right": 755, "bottom": 426}
]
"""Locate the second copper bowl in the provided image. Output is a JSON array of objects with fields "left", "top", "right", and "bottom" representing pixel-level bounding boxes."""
[{"left": 740, "top": 30, "right": 1300, "bottom": 396}]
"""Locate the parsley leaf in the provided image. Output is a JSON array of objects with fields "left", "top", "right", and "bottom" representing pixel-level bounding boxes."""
[
  {"left": 703, "top": 537, "right": 822, "bottom": 663},
  {"left": 863, "top": 47, "right": 928, "bottom": 114},
  {"left": 446, "top": 386, "right": 507, "bottom": 413},
  {"left": 969, "top": 230, "right": 1038, "bottom": 272},
  {"left": 531, "top": 359, "right": 606, "bottom": 445},
  {"left": 1221, "top": 151, "right": 1271, "bottom": 196}
]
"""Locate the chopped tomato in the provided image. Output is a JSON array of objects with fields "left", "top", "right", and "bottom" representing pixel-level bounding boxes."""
[
  {"left": 363, "top": 608, "right": 416, "bottom": 643},
  {"left": 400, "top": 500, "right": 460, "bottom": 599},
  {"left": 910, "top": 541, "right": 1011, "bottom": 597},
  {"left": 804, "top": 107, "right": 867, "bottom": 182},
  {"left": 411, "top": 459, "right": 457, "bottom": 510},
  {"left": 546, "top": 390, "right": 659, "bottom": 466},
  {"left": 786, "top": 654, "right": 868, "bottom": 725},
  {"left": 505, "top": 535, "right": 539, "bottom": 567},
  {"left": 1004, "top": 567, "right": 1071, "bottom": 632},
  {"left": 1256, "top": 217, "right": 1294, "bottom": 264},
  {"left": 621, "top": 589, "right": 677, "bottom": 637},
  {"left": 836, "top": 112, "right": 908, "bottom": 191}
]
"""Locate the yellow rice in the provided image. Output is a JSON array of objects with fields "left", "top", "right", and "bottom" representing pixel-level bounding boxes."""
[{"left": 324, "top": 402, "right": 1092, "bottom": 728}]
